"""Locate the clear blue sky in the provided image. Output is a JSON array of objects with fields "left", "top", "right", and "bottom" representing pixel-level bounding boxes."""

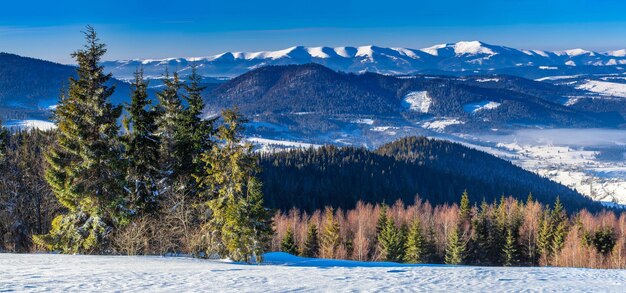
[{"left": 2, "top": 0, "right": 626, "bottom": 64}]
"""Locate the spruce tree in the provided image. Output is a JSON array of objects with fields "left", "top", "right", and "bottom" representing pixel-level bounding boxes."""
[
  {"left": 459, "top": 190, "right": 471, "bottom": 225},
  {"left": 302, "top": 223, "right": 320, "bottom": 257},
  {"left": 550, "top": 197, "right": 568, "bottom": 261},
  {"left": 445, "top": 226, "right": 465, "bottom": 265},
  {"left": 35, "top": 27, "right": 125, "bottom": 253},
  {"left": 197, "top": 108, "right": 271, "bottom": 263},
  {"left": 503, "top": 228, "right": 518, "bottom": 266},
  {"left": 122, "top": 69, "right": 160, "bottom": 214},
  {"left": 155, "top": 71, "right": 185, "bottom": 187},
  {"left": 470, "top": 200, "right": 491, "bottom": 264},
  {"left": 281, "top": 228, "right": 298, "bottom": 255},
  {"left": 378, "top": 216, "right": 404, "bottom": 262},
  {"left": 376, "top": 204, "right": 388, "bottom": 238},
  {"left": 537, "top": 210, "right": 553, "bottom": 261},
  {"left": 320, "top": 208, "right": 340, "bottom": 259},
  {"left": 404, "top": 217, "right": 426, "bottom": 263},
  {"left": 182, "top": 66, "right": 215, "bottom": 179}
]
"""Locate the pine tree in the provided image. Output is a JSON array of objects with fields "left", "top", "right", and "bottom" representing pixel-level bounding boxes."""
[
  {"left": 281, "top": 228, "right": 298, "bottom": 255},
  {"left": 197, "top": 108, "right": 271, "bottom": 263},
  {"left": 445, "top": 226, "right": 465, "bottom": 265},
  {"left": 122, "top": 69, "right": 160, "bottom": 214},
  {"left": 238, "top": 177, "right": 273, "bottom": 263},
  {"left": 376, "top": 204, "right": 388, "bottom": 238},
  {"left": 470, "top": 200, "right": 491, "bottom": 264},
  {"left": 404, "top": 217, "right": 426, "bottom": 263},
  {"left": 301, "top": 222, "right": 320, "bottom": 257},
  {"left": 182, "top": 66, "right": 215, "bottom": 178},
  {"left": 378, "top": 216, "right": 404, "bottom": 262},
  {"left": 320, "top": 207, "right": 340, "bottom": 259},
  {"left": 155, "top": 71, "right": 185, "bottom": 187},
  {"left": 503, "top": 228, "right": 518, "bottom": 266},
  {"left": 459, "top": 190, "right": 471, "bottom": 225},
  {"left": 537, "top": 210, "right": 553, "bottom": 261},
  {"left": 35, "top": 27, "right": 125, "bottom": 253},
  {"left": 550, "top": 197, "right": 568, "bottom": 262}
]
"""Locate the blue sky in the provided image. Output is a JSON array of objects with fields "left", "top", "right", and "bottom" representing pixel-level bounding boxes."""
[{"left": 2, "top": 0, "right": 626, "bottom": 64}]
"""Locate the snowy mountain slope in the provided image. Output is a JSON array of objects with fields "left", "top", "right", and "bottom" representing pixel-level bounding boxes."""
[
  {"left": 102, "top": 41, "right": 626, "bottom": 79},
  {"left": 3, "top": 253, "right": 626, "bottom": 292}
]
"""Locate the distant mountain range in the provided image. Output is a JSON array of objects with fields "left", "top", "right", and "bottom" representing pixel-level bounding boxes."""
[
  {"left": 102, "top": 41, "right": 626, "bottom": 79},
  {"left": 0, "top": 52, "right": 133, "bottom": 121}
]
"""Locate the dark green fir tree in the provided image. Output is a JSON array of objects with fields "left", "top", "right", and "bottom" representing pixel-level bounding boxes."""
[
  {"left": 378, "top": 217, "right": 404, "bottom": 262},
  {"left": 301, "top": 222, "right": 320, "bottom": 257},
  {"left": 281, "top": 228, "right": 298, "bottom": 255},
  {"left": 122, "top": 69, "right": 160, "bottom": 214},
  {"left": 404, "top": 217, "right": 426, "bottom": 263},
  {"left": 35, "top": 27, "right": 125, "bottom": 253}
]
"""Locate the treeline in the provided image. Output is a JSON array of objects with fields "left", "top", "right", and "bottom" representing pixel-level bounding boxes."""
[
  {"left": 273, "top": 193, "right": 626, "bottom": 269},
  {"left": 0, "top": 27, "right": 272, "bottom": 262}
]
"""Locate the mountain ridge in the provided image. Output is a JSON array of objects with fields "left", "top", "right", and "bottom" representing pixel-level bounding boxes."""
[{"left": 102, "top": 41, "right": 626, "bottom": 79}]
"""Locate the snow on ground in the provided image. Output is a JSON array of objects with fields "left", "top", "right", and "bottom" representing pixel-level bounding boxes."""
[
  {"left": 352, "top": 118, "right": 375, "bottom": 125},
  {"left": 402, "top": 91, "right": 431, "bottom": 113},
  {"left": 535, "top": 75, "right": 581, "bottom": 81},
  {"left": 475, "top": 78, "right": 500, "bottom": 82},
  {"left": 371, "top": 126, "right": 400, "bottom": 136},
  {"left": 248, "top": 137, "right": 320, "bottom": 152},
  {"left": 3, "top": 120, "right": 56, "bottom": 131},
  {"left": 463, "top": 101, "right": 501, "bottom": 113},
  {"left": 420, "top": 118, "right": 464, "bottom": 132},
  {"left": 3, "top": 253, "right": 626, "bottom": 292},
  {"left": 577, "top": 80, "right": 626, "bottom": 98},
  {"left": 491, "top": 135, "right": 626, "bottom": 204}
]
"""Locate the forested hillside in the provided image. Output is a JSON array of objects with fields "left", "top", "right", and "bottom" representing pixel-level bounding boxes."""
[
  {"left": 259, "top": 136, "right": 600, "bottom": 212},
  {"left": 0, "top": 53, "right": 137, "bottom": 120},
  {"left": 209, "top": 64, "right": 623, "bottom": 129}
]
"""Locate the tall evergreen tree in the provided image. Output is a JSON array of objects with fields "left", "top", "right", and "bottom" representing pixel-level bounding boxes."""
[
  {"left": 550, "top": 197, "right": 568, "bottom": 262},
  {"left": 320, "top": 207, "right": 341, "bottom": 259},
  {"left": 503, "top": 228, "right": 518, "bottom": 266},
  {"left": 182, "top": 66, "right": 215, "bottom": 179},
  {"left": 378, "top": 216, "right": 404, "bottom": 262},
  {"left": 459, "top": 190, "right": 471, "bottom": 225},
  {"left": 537, "top": 209, "right": 553, "bottom": 261},
  {"left": 197, "top": 108, "right": 271, "bottom": 263},
  {"left": 155, "top": 71, "right": 185, "bottom": 186},
  {"left": 445, "top": 226, "right": 465, "bottom": 265},
  {"left": 301, "top": 222, "right": 320, "bottom": 257},
  {"left": 122, "top": 69, "right": 160, "bottom": 214},
  {"left": 404, "top": 217, "right": 426, "bottom": 263},
  {"left": 35, "top": 27, "right": 125, "bottom": 253},
  {"left": 374, "top": 204, "right": 388, "bottom": 255},
  {"left": 281, "top": 228, "right": 298, "bottom": 255}
]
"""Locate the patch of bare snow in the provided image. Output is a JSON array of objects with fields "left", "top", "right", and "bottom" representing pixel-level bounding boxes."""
[
  {"left": 402, "top": 91, "right": 431, "bottom": 113},
  {"left": 577, "top": 80, "right": 626, "bottom": 98}
]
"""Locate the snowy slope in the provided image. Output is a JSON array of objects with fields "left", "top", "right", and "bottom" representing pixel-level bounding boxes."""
[
  {"left": 4, "top": 119, "right": 57, "bottom": 131},
  {"left": 2, "top": 253, "right": 626, "bottom": 292},
  {"left": 577, "top": 80, "right": 626, "bottom": 98},
  {"left": 402, "top": 91, "right": 431, "bottom": 113}
]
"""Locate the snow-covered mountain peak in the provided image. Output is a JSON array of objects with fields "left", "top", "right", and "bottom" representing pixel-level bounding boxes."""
[
  {"left": 102, "top": 42, "right": 626, "bottom": 79},
  {"left": 453, "top": 41, "right": 496, "bottom": 55},
  {"left": 607, "top": 49, "right": 626, "bottom": 57},
  {"left": 560, "top": 48, "right": 595, "bottom": 57}
]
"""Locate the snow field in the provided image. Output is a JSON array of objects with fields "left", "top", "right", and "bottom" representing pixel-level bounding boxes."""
[{"left": 2, "top": 253, "right": 626, "bottom": 292}]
